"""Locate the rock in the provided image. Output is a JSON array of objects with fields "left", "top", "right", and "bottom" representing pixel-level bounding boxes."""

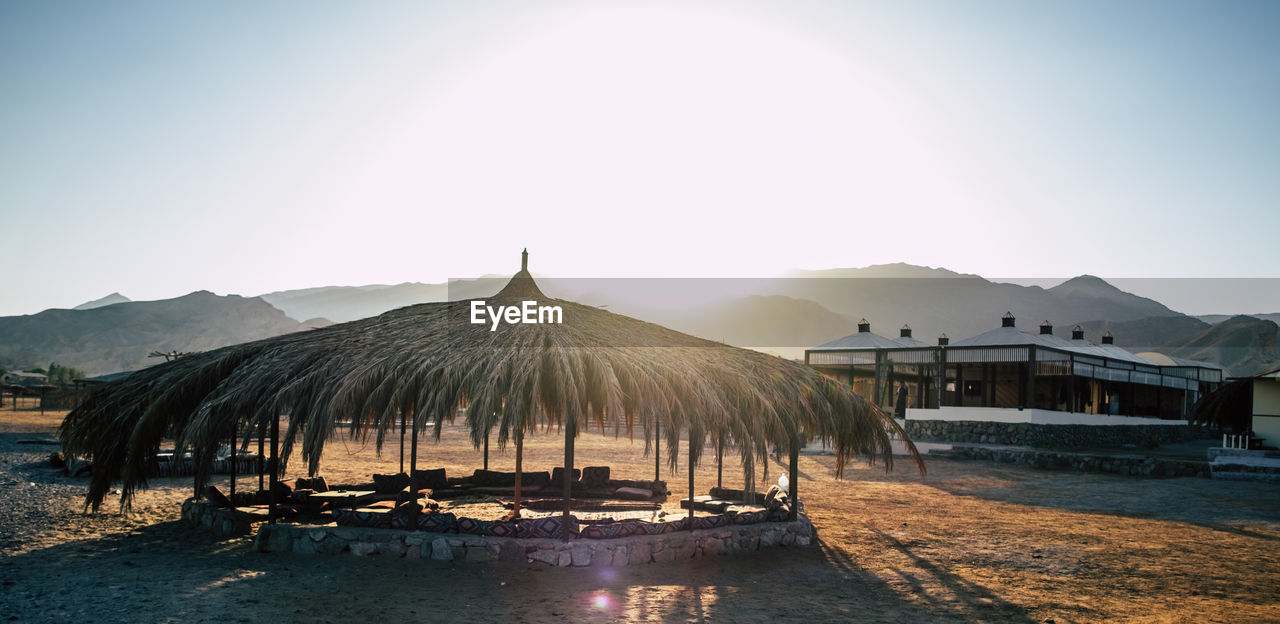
[
  {"left": 431, "top": 538, "right": 453, "bottom": 561},
  {"left": 257, "top": 525, "right": 293, "bottom": 553},
  {"left": 499, "top": 541, "right": 524, "bottom": 563},
  {"left": 531, "top": 549, "right": 558, "bottom": 566},
  {"left": 629, "top": 542, "right": 652, "bottom": 565},
  {"left": 590, "top": 549, "right": 612, "bottom": 567},
  {"left": 350, "top": 542, "right": 379, "bottom": 557},
  {"left": 571, "top": 546, "right": 593, "bottom": 567},
  {"left": 465, "top": 545, "right": 489, "bottom": 562},
  {"left": 557, "top": 551, "right": 572, "bottom": 567},
  {"left": 612, "top": 549, "right": 629, "bottom": 567},
  {"left": 315, "top": 535, "right": 347, "bottom": 555}
]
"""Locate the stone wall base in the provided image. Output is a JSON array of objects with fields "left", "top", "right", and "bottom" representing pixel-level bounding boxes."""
[
  {"left": 938, "top": 445, "right": 1209, "bottom": 478},
  {"left": 252, "top": 515, "right": 816, "bottom": 566},
  {"left": 906, "top": 420, "right": 1212, "bottom": 450},
  {"left": 181, "top": 499, "right": 253, "bottom": 537},
  {"left": 1208, "top": 448, "right": 1280, "bottom": 481}
]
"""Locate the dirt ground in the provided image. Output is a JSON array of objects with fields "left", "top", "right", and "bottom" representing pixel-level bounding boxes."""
[{"left": 2, "top": 405, "right": 1278, "bottom": 623}]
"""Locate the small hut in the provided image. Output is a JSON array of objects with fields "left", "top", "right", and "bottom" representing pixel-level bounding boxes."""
[{"left": 61, "top": 251, "right": 921, "bottom": 537}]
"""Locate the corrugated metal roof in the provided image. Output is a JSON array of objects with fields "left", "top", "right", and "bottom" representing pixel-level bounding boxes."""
[
  {"left": 947, "top": 326, "right": 1154, "bottom": 365},
  {"left": 892, "top": 336, "right": 932, "bottom": 348},
  {"left": 811, "top": 330, "right": 902, "bottom": 350},
  {"left": 949, "top": 326, "right": 1060, "bottom": 349}
]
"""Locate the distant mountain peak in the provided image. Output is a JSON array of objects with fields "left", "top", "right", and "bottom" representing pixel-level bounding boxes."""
[
  {"left": 787, "top": 262, "right": 976, "bottom": 279},
  {"left": 1052, "top": 275, "right": 1120, "bottom": 291},
  {"left": 73, "top": 292, "right": 131, "bottom": 310}
]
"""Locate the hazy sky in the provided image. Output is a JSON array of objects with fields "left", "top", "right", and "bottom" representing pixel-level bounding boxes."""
[{"left": 2, "top": 0, "right": 1277, "bottom": 316}]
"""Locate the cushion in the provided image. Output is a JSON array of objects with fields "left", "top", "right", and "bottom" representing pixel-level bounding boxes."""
[
  {"left": 295, "top": 476, "right": 329, "bottom": 492},
  {"left": 333, "top": 508, "right": 393, "bottom": 529},
  {"left": 416, "top": 511, "right": 458, "bottom": 533},
  {"left": 515, "top": 515, "right": 579, "bottom": 539},
  {"left": 372, "top": 472, "right": 411, "bottom": 494},
  {"left": 731, "top": 509, "right": 770, "bottom": 525},
  {"left": 581, "top": 466, "right": 610, "bottom": 488},
  {"left": 691, "top": 514, "right": 731, "bottom": 531},
  {"left": 579, "top": 521, "right": 638, "bottom": 540},
  {"left": 389, "top": 501, "right": 421, "bottom": 530},
  {"left": 472, "top": 470, "right": 516, "bottom": 486},
  {"left": 550, "top": 467, "right": 581, "bottom": 484},
  {"left": 484, "top": 521, "right": 516, "bottom": 537},
  {"left": 456, "top": 516, "right": 481, "bottom": 534},
  {"left": 763, "top": 485, "right": 785, "bottom": 511},
  {"left": 412, "top": 468, "right": 448, "bottom": 489},
  {"left": 634, "top": 519, "right": 686, "bottom": 535},
  {"left": 526, "top": 471, "right": 552, "bottom": 489},
  {"left": 614, "top": 487, "right": 653, "bottom": 500}
]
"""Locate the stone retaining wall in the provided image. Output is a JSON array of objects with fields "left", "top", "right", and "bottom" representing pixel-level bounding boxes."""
[
  {"left": 905, "top": 420, "right": 1211, "bottom": 450},
  {"left": 1207, "top": 448, "right": 1280, "bottom": 482},
  {"left": 252, "top": 515, "right": 815, "bottom": 566},
  {"left": 939, "top": 446, "right": 1209, "bottom": 478},
  {"left": 181, "top": 499, "right": 253, "bottom": 537}
]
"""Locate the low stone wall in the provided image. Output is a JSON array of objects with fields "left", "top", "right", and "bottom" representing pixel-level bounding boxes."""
[
  {"left": 181, "top": 499, "right": 254, "bottom": 537},
  {"left": 939, "top": 446, "right": 1209, "bottom": 478},
  {"left": 252, "top": 515, "right": 815, "bottom": 566},
  {"left": 905, "top": 419, "right": 1211, "bottom": 450},
  {"left": 1207, "top": 448, "right": 1280, "bottom": 482}
]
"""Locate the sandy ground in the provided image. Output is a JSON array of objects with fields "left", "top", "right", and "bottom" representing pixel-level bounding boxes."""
[{"left": 2, "top": 406, "right": 1279, "bottom": 624}]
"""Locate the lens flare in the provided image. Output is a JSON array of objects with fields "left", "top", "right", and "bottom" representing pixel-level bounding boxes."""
[{"left": 593, "top": 593, "right": 610, "bottom": 610}]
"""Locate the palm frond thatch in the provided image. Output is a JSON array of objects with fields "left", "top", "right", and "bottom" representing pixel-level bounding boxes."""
[
  {"left": 1189, "top": 379, "right": 1251, "bottom": 432},
  {"left": 60, "top": 266, "right": 923, "bottom": 511}
]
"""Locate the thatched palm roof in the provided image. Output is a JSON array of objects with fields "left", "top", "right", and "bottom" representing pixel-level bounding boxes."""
[
  {"left": 1189, "top": 379, "right": 1252, "bottom": 432},
  {"left": 61, "top": 257, "right": 921, "bottom": 511}
]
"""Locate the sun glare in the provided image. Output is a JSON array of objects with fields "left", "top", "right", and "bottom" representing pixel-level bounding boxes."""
[{"left": 317, "top": 3, "right": 975, "bottom": 279}]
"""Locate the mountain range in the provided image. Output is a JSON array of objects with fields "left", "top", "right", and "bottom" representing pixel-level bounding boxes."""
[
  {"left": 2, "top": 264, "right": 1275, "bottom": 377},
  {"left": 0, "top": 291, "right": 325, "bottom": 376}
]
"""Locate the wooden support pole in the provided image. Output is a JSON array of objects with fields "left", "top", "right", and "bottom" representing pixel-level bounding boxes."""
[
  {"left": 257, "top": 421, "right": 265, "bottom": 492},
  {"left": 410, "top": 413, "right": 419, "bottom": 494},
  {"left": 228, "top": 418, "right": 237, "bottom": 507},
  {"left": 268, "top": 414, "right": 279, "bottom": 523},
  {"left": 513, "top": 425, "right": 524, "bottom": 518},
  {"left": 687, "top": 431, "right": 696, "bottom": 532},
  {"left": 716, "top": 434, "right": 724, "bottom": 490},
  {"left": 562, "top": 417, "right": 576, "bottom": 541},
  {"left": 654, "top": 420, "right": 661, "bottom": 482},
  {"left": 788, "top": 439, "right": 800, "bottom": 521},
  {"left": 399, "top": 412, "right": 406, "bottom": 474},
  {"left": 483, "top": 428, "right": 490, "bottom": 471}
]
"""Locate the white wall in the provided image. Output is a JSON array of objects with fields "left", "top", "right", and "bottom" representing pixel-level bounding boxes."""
[{"left": 905, "top": 406, "right": 1187, "bottom": 426}]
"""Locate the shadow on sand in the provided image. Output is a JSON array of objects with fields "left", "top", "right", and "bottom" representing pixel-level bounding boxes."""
[{"left": 1, "top": 518, "right": 1036, "bottom": 624}]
